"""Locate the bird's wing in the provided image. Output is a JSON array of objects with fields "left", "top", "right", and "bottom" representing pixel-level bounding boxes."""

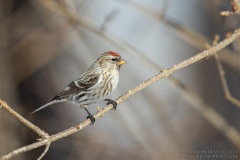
[
  {"left": 32, "top": 86, "right": 76, "bottom": 113},
  {"left": 50, "top": 73, "right": 100, "bottom": 101},
  {"left": 75, "top": 72, "right": 100, "bottom": 89},
  {"left": 32, "top": 73, "right": 100, "bottom": 113}
]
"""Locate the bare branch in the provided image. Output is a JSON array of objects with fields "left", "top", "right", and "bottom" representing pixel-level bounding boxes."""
[
  {"left": 1, "top": 25, "right": 240, "bottom": 160},
  {"left": 221, "top": 0, "right": 240, "bottom": 16},
  {"left": 37, "top": 143, "right": 51, "bottom": 160},
  {"left": 214, "top": 54, "right": 240, "bottom": 107},
  {"left": 132, "top": 32, "right": 240, "bottom": 146},
  {"left": 233, "top": 0, "right": 240, "bottom": 12},
  {"left": 0, "top": 99, "right": 49, "bottom": 139}
]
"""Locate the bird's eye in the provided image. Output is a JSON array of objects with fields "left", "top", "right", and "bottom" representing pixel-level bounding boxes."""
[{"left": 111, "top": 58, "right": 118, "bottom": 61}]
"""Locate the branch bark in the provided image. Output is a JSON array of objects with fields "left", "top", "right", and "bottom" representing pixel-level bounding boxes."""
[{"left": 1, "top": 26, "right": 240, "bottom": 160}]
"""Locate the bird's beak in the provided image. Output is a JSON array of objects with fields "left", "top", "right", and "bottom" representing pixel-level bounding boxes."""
[{"left": 118, "top": 59, "right": 127, "bottom": 66}]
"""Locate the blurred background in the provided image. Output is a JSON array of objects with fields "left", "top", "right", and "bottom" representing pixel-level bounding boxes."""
[{"left": 1, "top": 0, "right": 240, "bottom": 159}]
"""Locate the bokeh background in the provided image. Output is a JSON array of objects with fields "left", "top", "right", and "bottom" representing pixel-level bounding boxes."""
[{"left": 1, "top": 0, "right": 240, "bottom": 159}]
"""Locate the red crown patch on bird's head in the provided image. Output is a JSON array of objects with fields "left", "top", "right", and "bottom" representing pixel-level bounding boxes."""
[{"left": 108, "top": 51, "right": 120, "bottom": 57}]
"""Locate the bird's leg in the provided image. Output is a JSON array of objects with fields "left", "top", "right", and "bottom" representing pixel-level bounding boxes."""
[
  {"left": 105, "top": 99, "right": 117, "bottom": 111},
  {"left": 83, "top": 107, "right": 95, "bottom": 125}
]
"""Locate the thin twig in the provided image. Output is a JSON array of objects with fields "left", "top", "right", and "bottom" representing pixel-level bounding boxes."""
[
  {"left": 233, "top": 0, "right": 240, "bottom": 12},
  {"left": 1, "top": 26, "right": 240, "bottom": 160},
  {"left": 212, "top": 34, "right": 240, "bottom": 107},
  {"left": 221, "top": 0, "right": 240, "bottom": 16},
  {"left": 37, "top": 143, "right": 51, "bottom": 160},
  {"left": 0, "top": 99, "right": 49, "bottom": 139},
  {"left": 214, "top": 54, "right": 240, "bottom": 107}
]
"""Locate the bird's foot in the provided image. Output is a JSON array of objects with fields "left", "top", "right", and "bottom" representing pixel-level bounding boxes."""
[
  {"left": 83, "top": 107, "right": 95, "bottom": 125},
  {"left": 86, "top": 114, "right": 95, "bottom": 125},
  {"left": 105, "top": 99, "right": 117, "bottom": 111}
]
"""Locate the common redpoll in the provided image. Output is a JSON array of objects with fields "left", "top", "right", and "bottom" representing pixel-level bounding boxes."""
[{"left": 32, "top": 51, "right": 126, "bottom": 124}]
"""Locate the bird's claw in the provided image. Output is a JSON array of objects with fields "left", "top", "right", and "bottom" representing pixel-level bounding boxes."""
[
  {"left": 87, "top": 114, "right": 95, "bottom": 125},
  {"left": 84, "top": 107, "right": 95, "bottom": 125},
  {"left": 105, "top": 99, "right": 117, "bottom": 111}
]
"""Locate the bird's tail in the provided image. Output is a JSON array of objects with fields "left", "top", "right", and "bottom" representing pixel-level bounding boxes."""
[{"left": 32, "top": 99, "right": 66, "bottom": 114}]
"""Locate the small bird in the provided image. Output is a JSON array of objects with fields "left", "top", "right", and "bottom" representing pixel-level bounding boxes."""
[{"left": 32, "top": 51, "right": 126, "bottom": 124}]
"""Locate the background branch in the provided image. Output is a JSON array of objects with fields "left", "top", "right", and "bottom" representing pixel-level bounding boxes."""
[
  {"left": 0, "top": 99, "right": 49, "bottom": 139},
  {"left": 215, "top": 54, "right": 240, "bottom": 107},
  {"left": 1, "top": 26, "right": 240, "bottom": 160}
]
